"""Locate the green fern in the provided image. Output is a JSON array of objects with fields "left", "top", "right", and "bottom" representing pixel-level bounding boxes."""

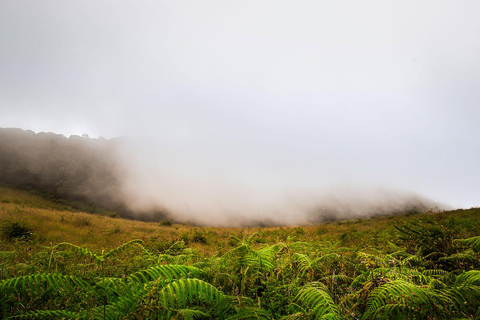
[
  {"left": 295, "top": 282, "right": 342, "bottom": 319},
  {"left": 174, "top": 308, "right": 210, "bottom": 320},
  {"left": 55, "top": 239, "right": 144, "bottom": 262},
  {"left": 226, "top": 306, "right": 272, "bottom": 319},
  {"left": 454, "top": 236, "right": 480, "bottom": 253},
  {"left": 0, "top": 272, "right": 96, "bottom": 296},
  {"left": 455, "top": 270, "right": 480, "bottom": 286},
  {"left": 440, "top": 249, "right": 477, "bottom": 263},
  {"left": 5, "top": 309, "right": 84, "bottom": 319},
  {"left": 361, "top": 280, "right": 447, "bottom": 319},
  {"left": 154, "top": 278, "right": 225, "bottom": 309},
  {"left": 128, "top": 264, "right": 206, "bottom": 284}
]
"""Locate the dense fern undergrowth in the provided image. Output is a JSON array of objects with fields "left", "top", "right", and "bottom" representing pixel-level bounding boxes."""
[{"left": 1, "top": 188, "right": 480, "bottom": 319}]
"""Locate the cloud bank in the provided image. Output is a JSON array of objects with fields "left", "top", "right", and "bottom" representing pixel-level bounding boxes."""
[{"left": 0, "top": 1, "right": 479, "bottom": 221}]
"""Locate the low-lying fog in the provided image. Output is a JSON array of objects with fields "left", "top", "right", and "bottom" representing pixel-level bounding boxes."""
[
  {"left": 1, "top": 1, "right": 479, "bottom": 225},
  {"left": 116, "top": 136, "right": 447, "bottom": 226}
]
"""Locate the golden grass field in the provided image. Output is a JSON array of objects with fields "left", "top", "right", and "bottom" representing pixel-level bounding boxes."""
[{"left": 1, "top": 185, "right": 478, "bottom": 256}]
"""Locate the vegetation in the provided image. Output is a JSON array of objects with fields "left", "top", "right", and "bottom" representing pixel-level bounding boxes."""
[
  {"left": 0, "top": 128, "right": 129, "bottom": 217},
  {"left": 1, "top": 186, "right": 480, "bottom": 319}
]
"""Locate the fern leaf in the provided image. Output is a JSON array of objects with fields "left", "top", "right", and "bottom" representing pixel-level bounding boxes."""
[
  {"left": 175, "top": 308, "right": 210, "bottom": 319},
  {"left": 0, "top": 272, "right": 94, "bottom": 296},
  {"left": 128, "top": 265, "right": 205, "bottom": 284},
  {"left": 440, "top": 249, "right": 477, "bottom": 263},
  {"left": 6, "top": 309, "right": 84, "bottom": 319},
  {"left": 157, "top": 278, "right": 224, "bottom": 309},
  {"left": 279, "top": 313, "right": 308, "bottom": 320},
  {"left": 455, "top": 270, "right": 480, "bottom": 287},
  {"left": 226, "top": 306, "right": 272, "bottom": 319},
  {"left": 454, "top": 236, "right": 480, "bottom": 253},
  {"left": 296, "top": 282, "right": 341, "bottom": 319},
  {"left": 422, "top": 269, "right": 450, "bottom": 277},
  {"left": 103, "top": 239, "right": 144, "bottom": 259},
  {"left": 55, "top": 242, "right": 100, "bottom": 260},
  {"left": 362, "top": 280, "right": 447, "bottom": 320}
]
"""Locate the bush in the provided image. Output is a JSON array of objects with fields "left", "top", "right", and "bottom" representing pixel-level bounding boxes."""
[
  {"left": 1, "top": 220, "right": 33, "bottom": 241},
  {"left": 191, "top": 228, "right": 208, "bottom": 244},
  {"left": 159, "top": 219, "right": 173, "bottom": 227},
  {"left": 294, "top": 227, "right": 306, "bottom": 236}
]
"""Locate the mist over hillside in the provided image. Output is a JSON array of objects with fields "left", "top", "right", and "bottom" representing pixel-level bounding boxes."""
[
  {"left": 0, "top": 128, "right": 446, "bottom": 226},
  {"left": 0, "top": 128, "right": 147, "bottom": 219}
]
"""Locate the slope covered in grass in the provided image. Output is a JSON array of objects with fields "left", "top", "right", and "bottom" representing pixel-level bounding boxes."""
[
  {"left": 1, "top": 186, "right": 479, "bottom": 319},
  {"left": 1, "top": 186, "right": 479, "bottom": 254}
]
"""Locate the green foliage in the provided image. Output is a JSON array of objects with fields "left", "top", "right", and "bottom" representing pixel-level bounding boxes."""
[
  {"left": 159, "top": 219, "right": 173, "bottom": 226},
  {"left": 1, "top": 211, "right": 480, "bottom": 319},
  {"left": 1, "top": 220, "right": 33, "bottom": 241},
  {"left": 361, "top": 280, "right": 445, "bottom": 319},
  {"left": 191, "top": 228, "right": 209, "bottom": 244},
  {"left": 180, "top": 228, "right": 210, "bottom": 245},
  {"left": 454, "top": 235, "right": 480, "bottom": 253},
  {"left": 296, "top": 282, "right": 341, "bottom": 319},
  {"left": 393, "top": 220, "right": 465, "bottom": 269}
]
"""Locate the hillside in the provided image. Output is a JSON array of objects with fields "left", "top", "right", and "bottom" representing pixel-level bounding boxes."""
[
  {"left": 1, "top": 185, "right": 480, "bottom": 319},
  {"left": 1, "top": 185, "right": 478, "bottom": 253},
  {"left": 0, "top": 128, "right": 127, "bottom": 213}
]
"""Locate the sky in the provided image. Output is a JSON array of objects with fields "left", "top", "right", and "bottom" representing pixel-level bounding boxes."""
[{"left": 1, "top": 1, "right": 479, "bottom": 220}]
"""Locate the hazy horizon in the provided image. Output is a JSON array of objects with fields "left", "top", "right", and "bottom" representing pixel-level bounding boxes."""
[{"left": 1, "top": 1, "right": 479, "bottom": 220}]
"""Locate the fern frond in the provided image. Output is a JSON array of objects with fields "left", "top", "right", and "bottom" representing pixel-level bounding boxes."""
[
  {"left": 224, "top": 244, "right": 254, "bottom": 259},
  {"left": 401, "top": 253, "right": 423, "bottom": 266},
  {"left": 129, "top": 265, "right": 205, "bottom": 284},
  {"left": 454, "top": 236, "right": 480, "bottom": 253},
  {"left": 296, "top": 282, "right": 341, "bottom": 319},
  {"left": 6, "top": 309, "right": 84, "bottom": 319},
  {"left": 321, "top": 274, "right": 353, "bottom": 285},
  {"left": 223, "top": 243, "right": 277, "bottom": 273},
  {"left": 362, "top": 280, "right": 447, "bottom": 320},
  {"left": 55, "top": 242, "right": 99, "bottom": 260},
  {"left": 440, "top": 249, "right": 477, "bottom": 263},
  {"left": 255, "top": 245, "right": 276, "bottom": 272},
  {"left": 226, "top": 306, "right": 271, "bottom": 319},
  {"left": 246, "top": 232, "right": 260, "bottom": 243},
  {"left": 156, "top": 278, "right": 225, "bottom": 309},
  {"left": 0, "top": 272, "right": 95, "bottom": 296},
  {"left": 423, "top": 269, "right": 450, "bottom": 277},
  {"left": 292, "top": 253, "right": 312, "bottom": 272},
  {"left": 104, "top": 239, "right": 144, "bottom": 259},
  {"left": 279, "top": 313, "right": 308, "bottom": 320},
  {"left": 287, "top": 241, "right": 312, "bottom": 251},
  {"left": 455, "top": 270, "right": 480, "bottom": 286},
  {"left": 174, "top": 308, "right": 210, "bottom": 319}
]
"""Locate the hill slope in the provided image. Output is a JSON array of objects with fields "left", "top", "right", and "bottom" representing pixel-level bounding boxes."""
[
  {"left": 1, "top": 186, "right": 480, "bottom": 319},
  {"left": 1, "top": 185, "right": 478, "bottom": 254}
]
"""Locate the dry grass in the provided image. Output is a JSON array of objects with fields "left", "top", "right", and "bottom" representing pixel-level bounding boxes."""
[{"left": 1, "top": 186, "right": 479, "bottom": 257}]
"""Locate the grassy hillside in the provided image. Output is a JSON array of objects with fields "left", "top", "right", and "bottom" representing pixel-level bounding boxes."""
[
  {"left": 1, "top": 186, "right": 479, "bottom": 319},
  {"left": 1, "top": 186, "right": 479, "bottom": 253}
]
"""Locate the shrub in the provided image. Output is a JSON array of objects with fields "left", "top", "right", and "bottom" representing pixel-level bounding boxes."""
[
  {"left": 294, "top": 227, "right": 306, "bottom": 236},
  {"left": 191, "top": 228, "right": 208, "bottom": 244},
  {"left": 1, "top": 220, "right": 33, "bottom": 241},
  {"left": 159, "top": 219, "right": 173, "bottom": 227}
]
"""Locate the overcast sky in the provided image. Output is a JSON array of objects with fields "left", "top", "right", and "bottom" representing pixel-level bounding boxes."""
[{"left": 1, "top": 1, "right": 479, "bottom": 214}]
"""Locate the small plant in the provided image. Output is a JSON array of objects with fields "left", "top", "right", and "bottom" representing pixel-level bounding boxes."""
[
  {"left": 191, "top": 228, "right": 208, "bottom": 244},
  {"left": 294, "top": 227, "right": 307, "bottom": 236},
  {"left": 1, "top": 220, "right": 33, "bottom": 241},
  {"left": 159, "top": 219, "right": 173, "bottom": 227}
]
